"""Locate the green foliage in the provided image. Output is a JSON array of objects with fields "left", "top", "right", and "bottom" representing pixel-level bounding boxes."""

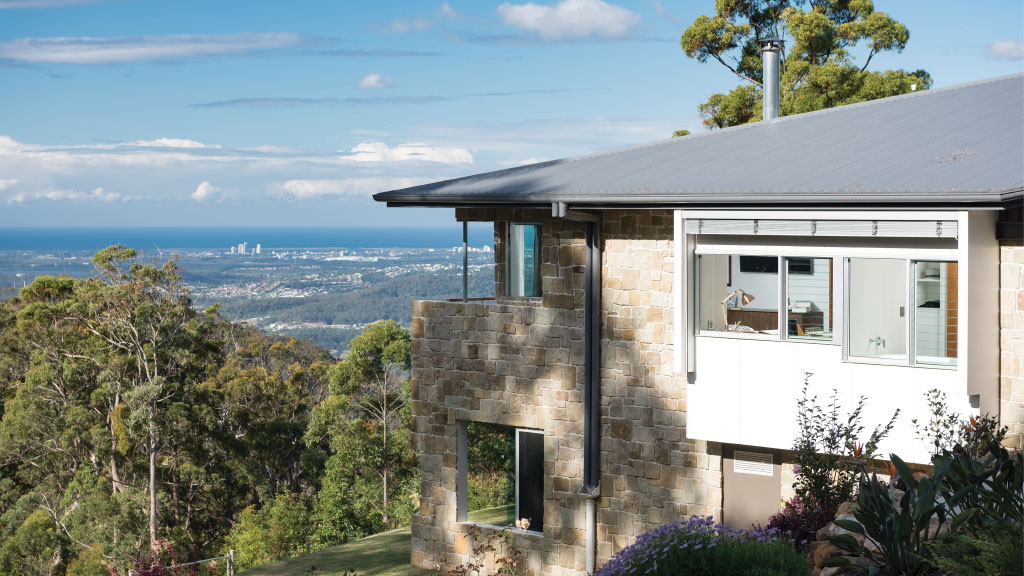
[
  {"left": 829, "top": 455, "right": 950, "bottom": 576},
  {"left": 671, "top": 129, "right": 692, "bottom": 138},
  {"left": 912, "top": 388, "right": 1008, "bottom": 457},
  {"left": 0, "top": 509, "right": 61, "bottom": 576},
  {"left": 830, "top": 414, "right": 1023, "bottom": 575},
  {"left": 226, "top": 492, "right": 313, "bottom": 572},
  {"left": 792, "top": 374, "right": 898, "bottom": 509},
  {"left": 679, "top": 0, "right": 931, "bottom": 129},
  {"left": 925, "top": 522, "right": 1023, "bottom": 576}
]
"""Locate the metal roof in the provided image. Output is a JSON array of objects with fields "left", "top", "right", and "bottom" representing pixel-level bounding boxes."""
[{"left": 374, "top": 74, "right": 1024, "bottom": 210}]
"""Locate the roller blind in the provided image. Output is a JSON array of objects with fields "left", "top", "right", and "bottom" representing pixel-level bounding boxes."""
[{"left": 683, "top": 219, "right": 958, "bottom": 238}]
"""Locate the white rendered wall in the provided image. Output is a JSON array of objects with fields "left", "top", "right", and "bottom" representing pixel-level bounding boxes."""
[{"left": 686, "top": 337, "right": 969, "bottom": 465}]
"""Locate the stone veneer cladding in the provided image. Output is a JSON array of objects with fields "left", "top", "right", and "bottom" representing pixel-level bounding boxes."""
[
  {"left": 409, "top": 209, "right": 721, "bottom": 576},
  {"left": 1000, "top": 240, "right": 1024, "bottom": 450}
]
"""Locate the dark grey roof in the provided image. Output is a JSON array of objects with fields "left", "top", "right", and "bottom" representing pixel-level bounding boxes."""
[{"left": 374, "top": 74, "right": 1024, "bottom": 209}]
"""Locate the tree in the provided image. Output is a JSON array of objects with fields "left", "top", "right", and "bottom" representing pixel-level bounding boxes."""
[
  {"left": 680, "top": 0, "right": 931, "bottom": 129},
  {"left": 306, "top": 320, "right": 415, "bottom": 533}
]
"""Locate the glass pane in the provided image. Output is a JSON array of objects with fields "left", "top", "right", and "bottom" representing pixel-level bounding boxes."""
[
  {"left": 466, "top": 422, "right": 515, "bottom": 527},
  {"left": 507, "top": 223, "right": 540, "bottom": 297},
  {"left": 787, "top": 258, "right": 833, "bottom": 341},
  {"left": 915, "top": 261, "right": 958, "bottom": 367},
  {"left": 848, "top": 258, "right": 907, "bottom": 361},
  {"left": 699, "top": 254, "right": 779, "bottom": 335},
  {"left": 516, "top": 430, "right": 544, "bottom": 532}
]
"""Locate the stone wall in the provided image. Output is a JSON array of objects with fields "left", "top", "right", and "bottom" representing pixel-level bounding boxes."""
[
  {"left": 1000, "top": 241, "right": 1024, "bottom": 450},
  {"left": 409, "top": 209, "right": 722, "bottom": 576}
]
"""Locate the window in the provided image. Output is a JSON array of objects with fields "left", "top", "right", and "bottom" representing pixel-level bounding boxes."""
[
  {"left": 462, "top": 422, "right": 544, "bottom": 532},
  {"left": 507, "top": 223, "right": 541, "bottom": 297},
  {"left": 914, "top": 261, "right": 958, "bottom": 366},
  {"left": 787, "top": 258, "right": 832, "bottom": 341},
  {"left": 699, "top": 254, "right": 780, "bottom": 334},
  {"left": 847, "top": 258, "right": 907, "bottom": 361},
  {"left": 845, "top": 259, "right": 958, "bottom": 367}
]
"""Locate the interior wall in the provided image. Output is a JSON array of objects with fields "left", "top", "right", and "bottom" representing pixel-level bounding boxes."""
[{"left": 848, "top": 258, "right": 907, "bottom": 357}]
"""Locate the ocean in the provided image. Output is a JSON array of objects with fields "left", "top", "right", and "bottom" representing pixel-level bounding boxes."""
[{"left": 0, "top": 225, "right": 494, "bottom": 251}]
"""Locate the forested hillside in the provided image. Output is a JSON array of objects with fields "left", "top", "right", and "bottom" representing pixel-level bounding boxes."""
[{"left": 0, "top": 247, "right": 422, "bottom": 575}]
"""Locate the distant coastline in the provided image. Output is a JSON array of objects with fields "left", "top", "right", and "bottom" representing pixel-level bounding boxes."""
[{"left": 0, "top": 225, "right": 493, "bottom": 251}]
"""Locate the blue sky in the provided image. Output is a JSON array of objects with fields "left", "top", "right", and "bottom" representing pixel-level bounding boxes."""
[{"left": 0, "top": 0, "right": 1021, "bottom": 228}]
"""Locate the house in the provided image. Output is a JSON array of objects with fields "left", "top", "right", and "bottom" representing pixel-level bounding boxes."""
[{"left": 373, "top": 69, "right": 1024, "bottom": 576}]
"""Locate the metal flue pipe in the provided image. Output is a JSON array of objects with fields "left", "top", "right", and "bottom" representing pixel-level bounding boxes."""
[{"left": 759, "top": 37, "right": 784, "bottom": 120}]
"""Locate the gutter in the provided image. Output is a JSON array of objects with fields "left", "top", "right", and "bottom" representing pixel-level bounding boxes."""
[{"left": 555, "top": 203, "right": 602, "bottom": 574}]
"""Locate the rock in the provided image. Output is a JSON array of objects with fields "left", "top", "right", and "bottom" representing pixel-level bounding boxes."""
[
  {"left": 815, "top": 516, "right": 865, "bottom": 544},
  {"left": 821, "top": 566, "right": 867, "bottom": 576},
  {"left": 809, "top": 540, "right": 845, "bottom": 567},
  {"left": 835, "top": 502, "right": 858, "bottom": 518}
]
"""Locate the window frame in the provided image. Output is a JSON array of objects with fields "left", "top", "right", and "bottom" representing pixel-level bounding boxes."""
[
  {"left": 841, "top": 257, "right": 958, "bottom": 370},
  {"left": 696, "top": 254, "right": 834, "bottom": 345},
  {"left": 505, "top": 222, "right": 542, "bottom": 298}
]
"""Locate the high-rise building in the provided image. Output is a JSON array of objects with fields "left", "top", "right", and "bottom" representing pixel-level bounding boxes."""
[
  {"left": 239, "top": 242, "right": 247, "bottom": 255},
  {"left": 255, "top": 244, "right": 262, "bottom": 255},
  {"left": 230, "top": 246, "right": 236, "bottom": 254}
]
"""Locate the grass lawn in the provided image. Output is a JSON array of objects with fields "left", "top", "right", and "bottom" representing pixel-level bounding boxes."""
[
  {"left": 238, "top": 526, "right": 438, "bottom": 576},
  {"left": 466, "top": 504, "right": 514, "bottom": 527}
]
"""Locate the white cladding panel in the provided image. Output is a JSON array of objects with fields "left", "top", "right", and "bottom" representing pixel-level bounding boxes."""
[{"left": 688, "top": 337, "right": 969, "bottom": 464}]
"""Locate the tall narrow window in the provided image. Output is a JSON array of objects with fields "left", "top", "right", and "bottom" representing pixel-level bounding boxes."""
[
  {"left": 699, "top": 254, "right": 779, "bottom": 334},
  {"left": 914, "top": 261, "right": 958, "bottom": 366},
  {"left": 847, "top": 258, "right": 907, "bottom": 361},
  {"left": 787, "top": 258, "right": 832, "bottom": 341},
  {"left": 516, "top": 429, "right": 544, "bottom": 533},
  {"left": 507, "top": 223, "right": 541, "bottom": 297}
]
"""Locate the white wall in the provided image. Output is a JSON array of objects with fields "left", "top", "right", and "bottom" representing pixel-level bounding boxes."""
[{"left": 686, "top": 337, "right": 970, "bottom": 465}]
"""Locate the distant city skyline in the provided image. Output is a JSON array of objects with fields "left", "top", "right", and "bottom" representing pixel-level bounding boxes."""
[{"left": 1, "top": 0, "right": 1021, "bottom": 228}]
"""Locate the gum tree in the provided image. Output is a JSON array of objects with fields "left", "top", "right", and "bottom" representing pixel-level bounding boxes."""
[{"left": 680, "top": 0, "right": 931, "bottom": 129}]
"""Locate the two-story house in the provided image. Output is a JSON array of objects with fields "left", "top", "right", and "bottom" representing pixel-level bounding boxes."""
[{"left": 373, "top": 71, "right": 1023, "bottom": 576}]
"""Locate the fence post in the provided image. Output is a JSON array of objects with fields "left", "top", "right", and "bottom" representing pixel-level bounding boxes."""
[{"left": 228, "top": 549, "right": 235, "bottom": 576}]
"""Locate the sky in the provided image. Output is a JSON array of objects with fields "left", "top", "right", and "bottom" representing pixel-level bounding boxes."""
[{"left": 0, "top": 0, "right": 1021, "bottom": 228}]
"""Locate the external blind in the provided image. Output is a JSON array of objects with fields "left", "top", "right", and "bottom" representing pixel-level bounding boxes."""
[
  {"left": 517, "top": 430, "right": 544, "bottom": 532},
  {"left": 684, "top": 219, "right": 958, "bottom": 238}
]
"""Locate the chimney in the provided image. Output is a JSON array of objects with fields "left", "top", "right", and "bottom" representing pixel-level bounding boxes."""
[{"left": 759, "top": 37, "right": 783, "bottom": 120}]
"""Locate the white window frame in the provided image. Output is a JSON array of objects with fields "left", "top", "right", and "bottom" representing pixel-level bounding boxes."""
[
  {"left": 842, "top": 257, "right": 959, "bottom": 370},
  {"left": 695, "top": 253, "right": 835, "bottom": 345}
]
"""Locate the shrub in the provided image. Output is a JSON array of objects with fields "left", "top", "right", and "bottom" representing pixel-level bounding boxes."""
[
  {"left": 764, "top": 495, "right": 836, "bottom": 550},
  {"left": 467, "top": 471, "right": 513, "bottom": 512},
  {"left": 224, "top": 492, "right": 313, "bottom": 571},
  {"left": 926, "top": 522, "right": 1024, "bottom": 576},
  {"left": 594, "top": 516, "right": 810, "bottom": 576},
  {"left": 792, "top": 374, "right": 898, "bottom": 511}
]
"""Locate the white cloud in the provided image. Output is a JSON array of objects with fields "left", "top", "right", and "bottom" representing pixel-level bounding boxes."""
[
  {"left": 32, "top": 186, "right": 120, "bottom": 202},
  {"left": 988, "top": 40, "right": 1024, "bottom": 60},
  {"left": 499, "top": 157, "right": 548, "bottom": 166},
  {"left": 650, "top": 1, "right": 684, "bottom": 26},
  {"left": 358, "top": 73, "right": 392, "bottom": 89},
  {"left": 191, "top": 181, "right": 221, "bottom": 202},
  {"left": 275, "top": 178, "right": 425, "bottom": 199},
  {"left": 135, "top": 138, "right": 218, "bottom": 149},
  {"left": 438, "top": 2, "right": 466, "bottom": 21},
  {"left": 383, "top": 15, "right": 433, "bottom": 34},
  {"left": 0, "top": 178, "right": 17, "bottom": 191},
  {"left": 340, "top": 142, "right": 473, "bottom": 164},
  {"left": 0, "top": 0, "right": 100, "bottom": 8},
  {"left": 0, "top": 33, "right": 302, "bottom": 64},
  {"left": 497, "top": 0, "right": 641, "bottom": 40}
]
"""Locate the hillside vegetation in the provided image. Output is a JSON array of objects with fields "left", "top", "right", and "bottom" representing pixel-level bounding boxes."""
[{"left": 0, "top": 247, "right": 423, "bottom": 575}]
